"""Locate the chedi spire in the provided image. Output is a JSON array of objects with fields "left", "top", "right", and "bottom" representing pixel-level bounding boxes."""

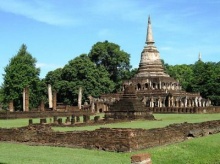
[{"left": 146, "top": 16, "right": 155, "bottom": 45}]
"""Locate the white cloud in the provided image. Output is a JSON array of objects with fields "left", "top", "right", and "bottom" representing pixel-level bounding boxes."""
[
  {"left": 36, "top": 62, "right": 63, "bottom": 69},
  {"left": 0, "top": 0, "right": 78, "bottom": 26}
]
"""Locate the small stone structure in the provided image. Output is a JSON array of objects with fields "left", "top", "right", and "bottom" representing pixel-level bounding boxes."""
[
  {"left": 0, "top": 120, "right": 220, "bottom": 152},
  {"left": 131, "top": 154, "right": 152, "bottom": 164},
  {"left": 105, "top": 85, "right": 154, "bottom": 120}
]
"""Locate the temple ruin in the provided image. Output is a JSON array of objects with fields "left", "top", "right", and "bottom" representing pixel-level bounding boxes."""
[{"left": 98, "top": 16, "right": 211, "bottom": 112}]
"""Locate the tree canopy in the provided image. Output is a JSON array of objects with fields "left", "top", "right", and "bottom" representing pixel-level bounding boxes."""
[
  {"left": 1, "top": 42, "right": 220, "bottom": 108},
  {"left": 166, "top": 60, "right": 220, "bottom": 106},
  {"left": 2, "top": 44, "right": 42, "bottom": 110},
  {"left": 45, "top": 54, "right": 115, "bottom": 105},
  {"left": 88, "top": 41, "right": 131, "bottom": 91}
]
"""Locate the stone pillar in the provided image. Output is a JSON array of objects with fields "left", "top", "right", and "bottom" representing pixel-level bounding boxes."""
[
  {"left": 171, "top": 97, "right": 174, "bottom": 107},
  {"left": 94, "top": 116, "right": 100, "bottom": 123},
  {"left": 25, "top": 87, "right": 29, "bottom": 111},
  {"left": 40, "top": 100, "right": 45, "bottom": 111},
  {"left": 131, "top": 153, "right": 152, "bottom": 164},
  {"left": 76, "top": 116, "right": 80, "bottom": 122},
  {"left": 78, "top": 87, "right": 82, "bottom": 110},
  {"left": 192, "top": 99, "right": 195, "bottom": 107},
  {"left": 23, "top": 88, "right": 26, "bottom": 111},
  {"left": 40, "top": 118, "right": 47, "bottom": 124},
  {"left": 150, "top": 98, "right": 154, "bottom": 108},
  {"left": 52, "top": 91, "right": 57, "bottom": 111},
  {"left": 23, "top": 87, "right": 29, "bottom": 111},
  {"left": 66, "top": 117, "right": 70, "bottom": 123},
  {"left": 184, "top": 97, "right": 188, "bottom": 107},
  {"left": 195, "top": 97, "right": 198, "bottom": 107},
  {"left": 159, "top": 81, "right": 162, "bottom": 89},
  {"left": 29, "top": 119, "right": 33, "bottom": 125},
  {"left": 168, "top": 97, "right": 171, "bottom": 107},
  {"left": 48, "top": 84, "right": 53, "bottom": 109},
  {"left": 53, "top": 116, "right": 58, "bottom": 124},
  {"left": 88, "top": 95, "right": 95, "bottom": 112},
  {"left": 71, "top": 116, "right": 75, "bottom": 124},
  {"left": 158, "top": 98, "right": 161, "bottom": 107},
  {"left": 198, "top": 97, "right": 202, "bottom": 107},
  {"left": 9, "top": 100, "right": 14, "bottom": 112},
  {"left": 58, "top": 118, "right": 63, "bottom": 125},
  {"left": 58, "top": 118, "right": 62, "bottom": 125}
]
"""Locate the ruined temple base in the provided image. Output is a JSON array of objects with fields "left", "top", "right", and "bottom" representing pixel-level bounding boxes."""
[{"left": 1, "top": 120, "right": 220, "bottom": 152}]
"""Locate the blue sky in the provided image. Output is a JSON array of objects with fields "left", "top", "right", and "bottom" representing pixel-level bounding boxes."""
[{"left": 0, "top": 0, "right": 220, "bottom": 85}]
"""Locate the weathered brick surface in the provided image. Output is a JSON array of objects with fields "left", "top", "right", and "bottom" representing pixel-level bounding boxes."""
[
  {"left": 0, "top": 120, "right": 220, "bottom": 152},
  {"left": 151, "top": 106, "right": 220, "bottom": 114},
  {"left": 0, "top": 111, "right": 92, "bottom": 119}
]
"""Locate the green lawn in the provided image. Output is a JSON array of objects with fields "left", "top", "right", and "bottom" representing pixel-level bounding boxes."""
[
  {"left": 1, "top": 114, "right": 220, "bottom": 131},
  {"left": 0, "top": 133, "right": 220, "bottom": 164},
  {"left": 0, "top": 114, "right": 220, "bottom": 163}
]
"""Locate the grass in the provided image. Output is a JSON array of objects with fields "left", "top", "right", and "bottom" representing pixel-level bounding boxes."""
[
  {"left": 0, "top": 133, "right": 220, "bottom": 164},
  {"left": 1, "top": 113, "right": 220, "bottom": 131},
  {"left": 0, "top": 114, "right": 220, "bottom": 163}
]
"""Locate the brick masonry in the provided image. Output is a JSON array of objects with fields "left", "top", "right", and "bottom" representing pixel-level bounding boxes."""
[
  {"left": 0, "top": 120, "right": 220, "bottom": 152},
  {"left": 0, "top": 111, "right": 92, "bottom": 119}
]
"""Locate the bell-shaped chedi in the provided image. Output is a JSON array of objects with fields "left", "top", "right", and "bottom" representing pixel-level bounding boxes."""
[
  {"left": 137, "top": 16, "right": 169, "bottom": 78},
  {"left": 101, "top": 16, "right": 211, "bottom": 111}
]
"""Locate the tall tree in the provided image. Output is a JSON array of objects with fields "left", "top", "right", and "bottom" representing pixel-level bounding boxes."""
[
  {"left": 48, "top": 54, "right": 115, "bottom": 105},
  {"left": 191, "top": 61, "right": 220, "bottom": 105},
  {"left": 2, "top": 44, "right": 41, "bottom": 110},
  {"left": 44, "top": 68, "right": 63, "bottom": 103},
  {"left": 88, "top": 41, "right": 131, "bottom": 91},
  {"left": 166, "top": 64, "right": 194, "bottom": 91}
]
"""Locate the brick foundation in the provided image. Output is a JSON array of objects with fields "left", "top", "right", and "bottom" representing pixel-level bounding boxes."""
[{"left": 0, "top": 120, "right": 220, "bottom": 152}]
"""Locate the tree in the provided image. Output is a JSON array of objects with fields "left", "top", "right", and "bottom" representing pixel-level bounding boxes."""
[
  {"left": 45, "top": 68, "right": 63, "bottom": 90},
  {"left": 2, "top": 44, "right": 41, "bottom": 110},
  {"left": 44, "top": 68, "right": 64, "bottom": 103},
  {"left": 166, "top": 64, "right": 194, "bottom": 91},
  {"left": 88, "top": 41, "right": 131, "bottom": 91},
  {"left": 49, "top": 54, "right": 115, "bottom": 105},
  {"left": 191, "top": 61, "right": 220, "bottom": 105}
]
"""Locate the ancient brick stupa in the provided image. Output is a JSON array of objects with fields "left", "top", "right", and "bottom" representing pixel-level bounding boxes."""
[
  {"left": 121, "top": 16, "right": 210, "bottom": 108},
  {"left": 104, "top": 85, "right": 155, "bottom": 120},
  {"left": 101, "top": 16, "right": 210, "bottom": 111}
]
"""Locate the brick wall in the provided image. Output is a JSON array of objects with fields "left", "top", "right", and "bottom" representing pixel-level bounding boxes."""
[
  {"left": 0, "top": 120, "right": 220, "bottom": 152},
  {"left": 0, "top": 111, "right": 92, "bottom": 119}
]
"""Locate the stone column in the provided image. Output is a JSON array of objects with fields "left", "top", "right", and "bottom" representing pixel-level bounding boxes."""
[
  {"left": 192, "top": 99, "right": 195, "bottom": 107},
  {"left": 158, "top": 98, "right": 161, "bottom": 107},
  {"left": 78, "top": 87, "right": 82, "bottom": 110},
  {"left": 23, "top": 87, "right": 29, "bottom": 111},
  {"left": 52, "top": 91, "right": 57, "bottom": 111},
  {"left": 171, "top": 97, "right": 174, "bottom": 107},
  {"left": 150, "top": 98, "right": 154, "bottom": 107},
  {"left": 149, "top": 81, "right": 152, "bottom": 89},
  {"left": 23, "top": 88, "right": 25, "bottom": 111},
  {"left": 184, "top": 97, "right": 188, "bottom": 107},
  {"left": 88, "top": 95, "right": 95, "bottom": 113},
  {"left": 9, "top": 100, "right": 14, "bottom": 112},
  {"left": 40, "top": 100, "right": 45, "bottom": 111},
  {"left": 48, "top": 84, "right": 53, "bottom": 109},
  {"left": 168, "top": 97, "right": 170, "bottom": 107},
  {"left": 198, "top": 97, "right": 202, "bottom": 107}
]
